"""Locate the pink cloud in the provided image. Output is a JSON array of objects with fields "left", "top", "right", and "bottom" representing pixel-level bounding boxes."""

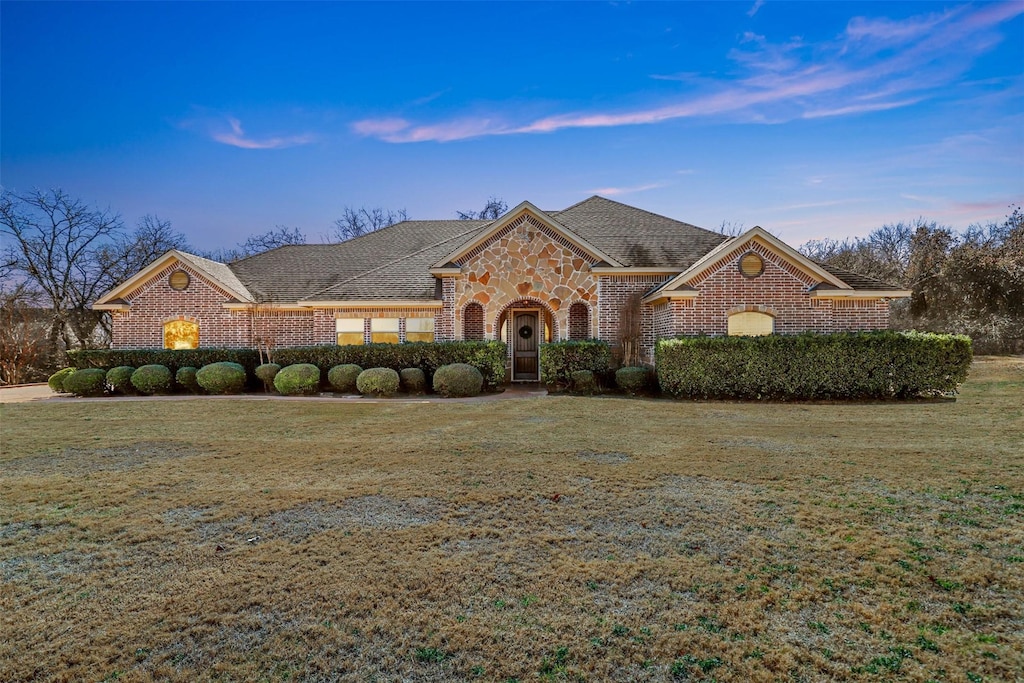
[{"left": 209, "top": 117, "right": 315, "bottom": 150}]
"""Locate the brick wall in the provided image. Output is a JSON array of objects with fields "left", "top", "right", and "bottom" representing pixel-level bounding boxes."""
[{"left": 597, "top": 275, "right": 668, "bottom": 363}]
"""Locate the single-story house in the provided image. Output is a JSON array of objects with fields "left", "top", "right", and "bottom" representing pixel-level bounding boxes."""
[{"left": 93, "top": 196, "right": 909, "bottom": 381}]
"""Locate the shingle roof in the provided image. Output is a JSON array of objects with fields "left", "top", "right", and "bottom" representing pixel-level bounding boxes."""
[
  {"left": 550, "top": 196, "right": 730, "bottom": 268},
  {"left": 218, "top": 197, "right": 891, "bottom": 303},
  {"left": 176, "top": 251, "right": 254, "bottom": 301},
  {"left": 813, "top": 264, "right": 901, "bottom": 290}
]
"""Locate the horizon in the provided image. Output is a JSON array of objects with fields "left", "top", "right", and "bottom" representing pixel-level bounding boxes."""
[{"left": 2, "top": 1, "right": 1022, "bottom": 251}]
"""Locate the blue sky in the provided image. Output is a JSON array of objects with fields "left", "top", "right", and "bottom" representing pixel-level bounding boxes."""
[{"left": 2, "top": 1, "right": 1022, "bottom": 251}]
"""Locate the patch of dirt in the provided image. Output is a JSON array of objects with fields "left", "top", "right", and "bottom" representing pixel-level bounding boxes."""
[
  {"left": 257, "top": 497, "right": 443, "bottom": 542},
  {"left": 4, "top": 441, "right": 203, "bottom": 476},
  {"left": 577, "top": 450, "right": 630, "bottom": 464}
]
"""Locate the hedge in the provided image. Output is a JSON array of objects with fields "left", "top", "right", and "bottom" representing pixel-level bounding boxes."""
[
  {"left": 356, "top": 367, "right": 400, "bottom": 397},
  {"left": 131, "top": 364, "right": 174, "bottom": 395},
  {"left": 63, "top": 368, "right": 107, "bottom": 397},
  {"left": 274, "top": 341, "right": 507, "bottom": 391},
  {"left": 274, "top": 363, "right": 321, "bottom": 396},
  {"left": 432, "top": 363, "right": 484, "bottom": 398},
  {"left": 655, "top": 331, "right": 973, "bottom": 400},
  {"left": 196, "top": 362, "right": 247, "bottom": 395},
  {"left": 105, "top": 366, "right": 136, "bottom": 395},
  {"left": 48, "top": 367, "right": 76, "bottom": 393},
  {"left": 71, "top": 348, "right": 261, "bottom": 376},
  {"left": 539, "top": 340, "right": 612, "bottom": 386}
]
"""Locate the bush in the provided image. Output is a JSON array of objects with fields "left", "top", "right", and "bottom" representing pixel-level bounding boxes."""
[
  {"left": 71, "top": 348, "right": 260, "bottom": 377},
  {"left": 615, "top": 366, "right": 650, "bottom": 395},
  {"left": 540, "top": 340, "right": 611, "bottom": 386},
  {"left": 131, "top": 364, "right": 174, "bottom": 395},
  {"left": 274, "top": 363, "right": 321, "bottom": 396},
  {"left": 62, "top": 368, "right": 107, "bottom": 397},
  {"left": 176, "top": 366, "right": 201, "bottom": 393},
  {"left": 105, "top": 366, "right": 136, "bottom": 395},
  {"left": 273, "top": 341, "right": 507, "bottom": 391},
  {"left": 570, "top": 369, "right": 597, "bottom": 394},
  {"left": 255, "top": 363, "right": 281, "bottom": 392},
  {"left": 356, "top": 367, "right": 400, "bottom": 397},
  {"left": 327, "top": 364, "right": 363, "bottom": 393},
  {"left": 400, "top": 367, "right": 427, "bottom": 394},
  {"left": 196, "top": 362, "right": 247, "bottom": 395},
  {"left": 432, "top": 363, "right": 484, "bottom": 398},
  {"left": 48, "top": 367, "right": 76, "bottom": 393},
  {"left": 656, "top": 331, "right": 973, "bottom": 400}
]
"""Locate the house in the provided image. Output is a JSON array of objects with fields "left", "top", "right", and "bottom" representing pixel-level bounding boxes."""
[{"left": 92, "top": 196, "right": 909, "bottom": 381}]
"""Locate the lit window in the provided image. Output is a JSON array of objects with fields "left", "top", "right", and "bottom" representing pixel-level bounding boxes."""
[
  {"left": 405, "top": 317, "right": 434, "bottom": 343},
  {"left": 164, "top": 320, "right": 198, "bottom": 349},
  {"left": 727, "top": 311, "right": 774, "bottom": 336},
  {"left": 336, "top": 318, "right": 365, "bottom": 345},
  {"left": 370, "top": 318, "right": 400, "bottom": 344}
]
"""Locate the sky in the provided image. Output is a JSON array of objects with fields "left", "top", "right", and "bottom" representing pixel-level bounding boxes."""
[{"left": 2, "top": 1, "right": 1022, "bottom": 252}]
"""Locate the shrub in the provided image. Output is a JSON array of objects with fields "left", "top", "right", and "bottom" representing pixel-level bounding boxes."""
[
  {"left": 656, "top": 331, "right": 973, "bottom": 400},
  {"left": 176, "top": 366, "right": 201, "bottom": 393},
  {"left": 570, "top": 369, "right": 597, "bottom": 394},
  {"left": 62, "top": 368, "right": 107, "bottom": 397},
  {"left": 357, "top": 367, "right": 400, "bottom": 397},
  {"left": 432, "top": 363, "right": 484, "bottom": 398},
  {"left": 273, "top": 341, "right": 507, "bottom": 391},
  {"left": 615, "top": 366, "right": 650, "bottom": 395},
  {"left": 196, "top": 362, "right": 247, "bottom": 395},
  {"left": 400, "top": 367, "right": 427, "bottom": 394},
  {"left": 255, "top": 363, "right": 281, "bottom": 392},
  {"left": 131, "top": 364, "right": 174, "bottom": 395},
  {"left": 328, "top": 364, "right": 363, "bottom": 393},
  {"left": 105, "top": 366, "right": 136, "bottom": 395},
  {"left": 540, "top": 340, "right": 611, "bottom": 386},
  {"left": 71, "top": 348, "right": 260, "bottom": 377},
  {"left": 274, "top": 363, "right": 321, "bottom": 396},
  {"left": 48, "top": 367, "right": 76, "bottom": 393}
]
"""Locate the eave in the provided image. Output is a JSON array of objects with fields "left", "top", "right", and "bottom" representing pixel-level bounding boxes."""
[{"left": 295, "top": 299, "right": 444, "bottom": 309}]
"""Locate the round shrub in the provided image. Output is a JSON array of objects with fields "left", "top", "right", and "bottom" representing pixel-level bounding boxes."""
[
  {"left": 327, "top": 364, "right": 363, "bottom": 393},
  {"left": 400, "top": 367, "right": 426, "bottom": 394},
  {"left": 255, "top": 363, "right": 281, "bottom": 392},
  {"left": 196, "top": 362, "right": 247, "bottom": 395},
  {"left": 615, "top": 366, "right": 650, "bottom": 395},
  {"left": 274, "top": 363, "right": 321, "bottom": 396},
  {"left": 105, "top": 366, "right": 136, "bottom": 395},
  {"left": 176, "top": 366, "right": 201, "bottom": 393},
  {"left": 131, "top": 364, "right": 174, "bottom": 395},
  {"left": 570, "top": 369, "right": 597, "bottom": 394},
  {"left": 48, "top": 367, "right": 76, "bottom": 393},
  {"left": 356, "top": 367, "right": 400, "bottom": 397},
  {"left": 62, "top": 368, "right": 107, "bottom": 397},
  {"left": 432, "top": 363, "right": 484, "bottom": 398}
]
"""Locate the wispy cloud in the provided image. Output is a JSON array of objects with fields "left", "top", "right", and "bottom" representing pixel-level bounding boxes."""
[
  {"left": 587, "top": 182, "right": 668, "bottom": 196},
  {"left": 352, "top": 3, "right": 1023, "bottom": 143},
  {"left": 747, "top": 0, "right": 765, "bottom": 19},
  {"left": 211, "top": 117, "right": 315, "bottom": 149}
]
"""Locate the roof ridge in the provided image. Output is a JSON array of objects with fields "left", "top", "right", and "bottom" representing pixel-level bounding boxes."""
[
  {"left": 306, "top": 222, "right": 491, "bottom": 299},
  {"left": 557, "top": 194, "right": 603, "bottom": 214},
  {"left": 585, "top": 196, "right": 723, "bottom": 237}
]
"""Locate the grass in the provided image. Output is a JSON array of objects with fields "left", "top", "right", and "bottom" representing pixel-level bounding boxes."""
[{"left": 1, "top": 356, "right": 1022, "bottom": 682}]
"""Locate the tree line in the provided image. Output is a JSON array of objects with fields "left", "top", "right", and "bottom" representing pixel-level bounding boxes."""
[{"left": 0, "top": 189, "right": 510, "bottom": 383}]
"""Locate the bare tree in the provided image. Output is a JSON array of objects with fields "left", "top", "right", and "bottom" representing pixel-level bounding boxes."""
[
  {"left": 716, "top": 220, "right": 746, "bottom": 237},
  {"left": 238, "top": 225, "right": 306, "bottom": 256},
  {"left": 457, "top": 197, "right": 508, "bottom": 220},
  {"left": 0, "top": 281, "right": 50, "bottom": 384},
  {"left": 332, "top": 207, "right": 408, "bottom": 242}
]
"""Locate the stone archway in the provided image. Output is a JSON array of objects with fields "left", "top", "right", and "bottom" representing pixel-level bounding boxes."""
[{"left": 493, "top": 298, "right": 556, "bottom": 382}]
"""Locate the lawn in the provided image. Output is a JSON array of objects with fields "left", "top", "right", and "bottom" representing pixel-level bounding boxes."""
[{"left": 1, "top": 358, "right": 1022, "bottom": 682}]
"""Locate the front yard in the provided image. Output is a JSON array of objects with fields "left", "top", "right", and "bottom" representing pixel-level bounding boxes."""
[{"left": 1, "top": 358, "right": 1021, "bottom": 681}]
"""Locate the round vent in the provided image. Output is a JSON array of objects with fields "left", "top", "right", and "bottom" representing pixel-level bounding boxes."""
[
  {"left": 169, "top": 270, "right": 190, "bottom": 291},
  {"left": 738, "top": 252, "right": 764, "bottom": 278}
]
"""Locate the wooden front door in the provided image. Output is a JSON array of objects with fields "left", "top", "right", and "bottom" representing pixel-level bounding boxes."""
[{"left": 512, "top": 311, "right": 539, "bottom": 381}]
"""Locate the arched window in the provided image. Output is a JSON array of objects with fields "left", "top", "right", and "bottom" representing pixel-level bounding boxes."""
[
  {"left": 727, "top": 311, "right": 774, "bottom": 336},
  {"left": 568, "top": 302, "right": 589, "bottom": 340},
  {"left": 164, "top": 320, "right": 199, "bottom": 349},
  {"left": 463, "top": 302, "right": 485, "bottom": 340}
]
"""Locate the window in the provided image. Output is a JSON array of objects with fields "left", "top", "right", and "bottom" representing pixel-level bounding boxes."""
[
  {"left": 738, "top": 252, "right": 765, "bottom": 278},
  {"left": 163, "top": 320, "right": 198, "bottom": 349},
  {"left": 169, "top": 270, "right": 190, "bottom": 291},
  {"left": 336, "top": 318, "right": 364, "bottom": 345},
  {"left": 405, "top": 317, "right": 434, "bottom": 343},
  {"left": 727, "top": 311, "right": 774, "bottom": 336},
  {"left": 463, "top": 303, "right": 484, "bottom": 340},
  {"left": 568, "top": 302, "right": 589, "bottom": 340},
  {"left": 370, "top": 318, "right": 400, "bottom": 344}
]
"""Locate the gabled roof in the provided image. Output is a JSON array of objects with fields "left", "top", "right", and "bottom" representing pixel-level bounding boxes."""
[
  {"left": 431, "top": 200, "right": 624, "bottom": 268},
  {"left": 93, "top": 249, "right": 254, "bottom": 308}
]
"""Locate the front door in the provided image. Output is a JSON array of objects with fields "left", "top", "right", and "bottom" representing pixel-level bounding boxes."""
[{"left": 512, "top": 311, "right": 539, "bottom": 381}]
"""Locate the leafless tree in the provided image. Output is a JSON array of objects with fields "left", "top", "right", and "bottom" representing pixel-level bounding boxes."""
[
  {"left": 332, "top": 206, "right": 408, "bottom": 242},
  {"left": 716, "top": 220, "right": 746, "bottom": 237},
  {"left": 0, "top": 281, "right": 51, "bottom": 384},
  {"left": 238, "top": 225, "right": 306, "bottom": 257},
  {"left": 457, "top": 197, "right": 508, "bottom": 220}
]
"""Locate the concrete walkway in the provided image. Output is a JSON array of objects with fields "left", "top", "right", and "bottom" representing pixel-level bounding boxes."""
[{"left": 0, "top": 382, "right": 549, "bottom": 405}]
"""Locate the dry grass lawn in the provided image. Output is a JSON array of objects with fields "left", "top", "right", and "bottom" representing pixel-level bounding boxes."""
[{"left": 1, "top": 357, "right": 1022, "bottom": 682}]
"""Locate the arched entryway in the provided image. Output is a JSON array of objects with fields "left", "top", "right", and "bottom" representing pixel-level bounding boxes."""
[{"left": 495, "top": 299, "right": 555, "bottom": 382}]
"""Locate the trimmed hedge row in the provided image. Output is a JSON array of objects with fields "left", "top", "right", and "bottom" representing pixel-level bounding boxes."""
[
  {"left": 539, "top": 340, "right": 612, "bottom": 386},
  {"left": 656, "top": 331, "right": 972, "bottom": 400},
  {"left": 274, "top": 341, "right": 507, "bottom": 390},
  {"left": 71, "top": 348, "right": 261, "bottom": 376}
]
